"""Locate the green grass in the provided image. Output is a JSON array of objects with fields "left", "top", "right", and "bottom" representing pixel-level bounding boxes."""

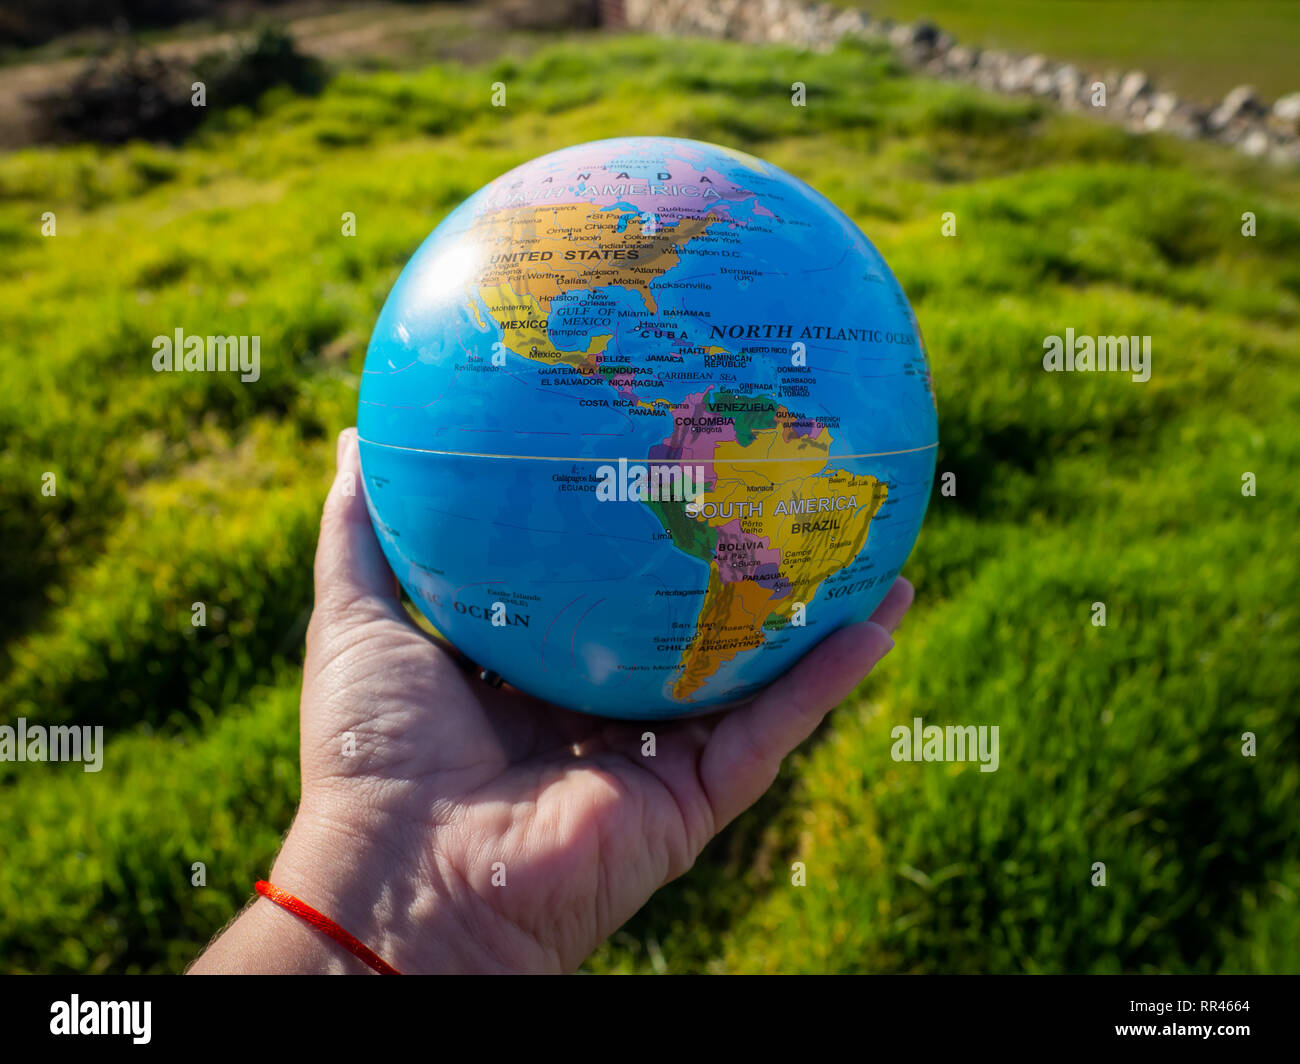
[
  {"left": 843, "top": 1, "right": 1300, "bottom": 101},
  {"left": 2, "top": 31, "right": 1298, "bottom": 973}
]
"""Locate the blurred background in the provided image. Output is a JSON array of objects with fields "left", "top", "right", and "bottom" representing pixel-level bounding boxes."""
[{"left": 2, "top": 0, "right": 1297, "bottom": 973}]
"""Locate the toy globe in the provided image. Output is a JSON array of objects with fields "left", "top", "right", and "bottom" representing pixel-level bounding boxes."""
[{"left": 358, "top": 136, "right": 937, "bottom": 719}]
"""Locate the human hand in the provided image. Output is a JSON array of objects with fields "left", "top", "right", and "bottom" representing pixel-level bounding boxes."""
[{"left": 193, "top": 427, "right": 912, "bottom": 974}]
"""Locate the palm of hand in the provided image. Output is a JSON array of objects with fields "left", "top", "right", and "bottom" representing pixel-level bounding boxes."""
[{"left": 294, "top": 430, "right": 909, "bottom": 973}]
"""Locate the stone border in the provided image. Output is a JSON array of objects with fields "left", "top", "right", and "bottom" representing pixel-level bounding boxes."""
[{"left": 615, "top": 0, "right": 1300, "bottom": 166}]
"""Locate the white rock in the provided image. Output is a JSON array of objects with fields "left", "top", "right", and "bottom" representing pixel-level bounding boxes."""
[
  {"left": 1116, "top": 70, "right": 1150, "bottom": 106},
  {"left": 1031, "top": 69, "right": 1058, "bottom": 96},
  {"left": 1240, "top": 129, "right": 1270, "bottom": 156},
  {"left": 1021, "top": 54, "right": 1048, "bottom": 78},
  {"left": 1149, "top": 91, "right": 1178, "bottom": 115},
  {"left": 1273, "top": 92, "right": 1300, "bottom": 123},
  {"left": 1209, "top": 85, "right": 1261, "bottom": 130},
  {"left": 830, "top": 9, "right": 873, "bottom": 37},
  {"left": 888, "top": 22, "right": 915, "bottom": 48},
  {"left": 946, "top": 44, "right": 978, "bottom": 72}
]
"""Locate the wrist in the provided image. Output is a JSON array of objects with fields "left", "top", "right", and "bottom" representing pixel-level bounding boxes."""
[{"left": 270, "top": 797, "right": 498, "bottom": 975}]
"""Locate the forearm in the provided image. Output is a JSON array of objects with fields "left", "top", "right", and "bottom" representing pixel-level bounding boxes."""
[
  {"left": 189, "top": 892, "right": 371, "bottom": 974},
  {"left": 188, "top": 810, "right": 494, "bottom": 975}
]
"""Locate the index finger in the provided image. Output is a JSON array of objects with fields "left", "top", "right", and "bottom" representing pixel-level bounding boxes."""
[{"left": 699, "top": 576, "right": 914, "bottom": 828}]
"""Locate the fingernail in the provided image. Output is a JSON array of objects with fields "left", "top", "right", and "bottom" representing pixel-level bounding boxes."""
[
  {"left": 336, "top": 427, "right": 356, "bottom": 469},
  {"left": 868, "top": 623, "right": 895, "bottom": 660}
]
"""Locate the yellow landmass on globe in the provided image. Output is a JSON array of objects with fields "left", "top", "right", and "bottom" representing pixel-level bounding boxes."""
[
  {"left": 672, "top": 415, "right": 888, "bottom": 701},
  {"left": 466, "top": 201, "right": 715, "bottom": 368},
  {"left": 673, "top": 577, "right": 779, "bottom": 701},
  {"left": 477, "top": 280, "right": 612, "bottom": 371}
]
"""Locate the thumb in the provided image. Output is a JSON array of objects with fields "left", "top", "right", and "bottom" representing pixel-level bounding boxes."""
[{"left": 312, "top": 427, "right": 403, "bottom": 623}]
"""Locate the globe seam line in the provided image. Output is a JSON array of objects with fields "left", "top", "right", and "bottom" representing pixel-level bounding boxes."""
[{"left": 355, "top": 437, "right": 940, "bottom": 462}]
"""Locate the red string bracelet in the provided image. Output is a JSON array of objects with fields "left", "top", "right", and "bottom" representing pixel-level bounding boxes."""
[{"left": 255, "top": 880, "right": 402, "bottom": 975}]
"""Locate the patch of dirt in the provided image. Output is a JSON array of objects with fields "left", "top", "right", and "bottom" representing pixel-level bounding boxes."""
[{"left": 0, "top": 0, "right": 580, "bottom": 148}]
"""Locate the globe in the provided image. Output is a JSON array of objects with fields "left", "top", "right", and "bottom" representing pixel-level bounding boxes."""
[{"left": 357, "top": 136, "right": 938, "bottom": 720}]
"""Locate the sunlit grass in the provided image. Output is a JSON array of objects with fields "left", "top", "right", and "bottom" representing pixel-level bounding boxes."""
[{"left": 1, "top": 33, "right": 1297, "bottom": 973}]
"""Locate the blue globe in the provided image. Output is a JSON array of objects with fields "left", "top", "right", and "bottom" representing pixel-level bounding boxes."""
[{"left": 358, "top": 136, "right": 937, "bottom": 719}]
